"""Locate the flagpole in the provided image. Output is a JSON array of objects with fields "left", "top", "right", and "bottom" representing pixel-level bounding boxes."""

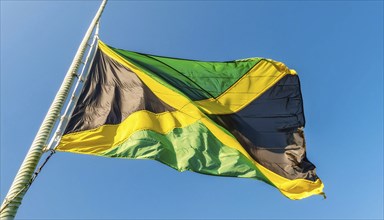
[{"left": 0, "top": 0, "right": 108, "bottom": 219}]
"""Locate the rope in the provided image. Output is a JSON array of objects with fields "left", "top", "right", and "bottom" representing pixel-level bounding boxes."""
[
  {"left": 1, "top": 21, "right": 100, "bottom": 215},
  {"left": 0, "top": 150, "right": 56, "bottom": 214}
]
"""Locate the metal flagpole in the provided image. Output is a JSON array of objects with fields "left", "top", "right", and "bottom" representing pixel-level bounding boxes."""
[{"left": 0, "top": 0, "right": 108, "bottom": 219}]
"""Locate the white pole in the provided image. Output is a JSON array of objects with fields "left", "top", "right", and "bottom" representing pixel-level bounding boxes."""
[{"left": 0, "top": 0, "right": 108, "bottom": 219}]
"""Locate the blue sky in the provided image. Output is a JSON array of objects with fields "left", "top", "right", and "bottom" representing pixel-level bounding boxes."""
[{"left": 1, "top": 1, "right": 383, "bottom": 219}]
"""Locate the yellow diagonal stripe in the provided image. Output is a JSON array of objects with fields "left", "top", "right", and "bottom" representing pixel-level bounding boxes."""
[
  {"left": 57, "top": 110, "right": 198, "bottom": 154},
  {"left": 195, "top": 60, "right": 297, "bottom": 114}
]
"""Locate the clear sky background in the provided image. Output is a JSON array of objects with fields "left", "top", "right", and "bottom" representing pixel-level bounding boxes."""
[{"left": 1, "top": 1, "right": 383, "bottom": 219}]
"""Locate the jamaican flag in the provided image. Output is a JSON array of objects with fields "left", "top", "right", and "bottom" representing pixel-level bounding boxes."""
[{"left": 56, "top": 40, "right": 324, "bottom": 200}]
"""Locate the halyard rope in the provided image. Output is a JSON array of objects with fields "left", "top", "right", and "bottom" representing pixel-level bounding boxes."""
[{"left": 0, "top": 150, "right": 56, "bottom": 214}]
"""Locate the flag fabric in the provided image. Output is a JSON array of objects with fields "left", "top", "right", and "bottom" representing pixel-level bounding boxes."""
[{"left": 56, "top": 40, "right": 324, "bottom": 200}]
